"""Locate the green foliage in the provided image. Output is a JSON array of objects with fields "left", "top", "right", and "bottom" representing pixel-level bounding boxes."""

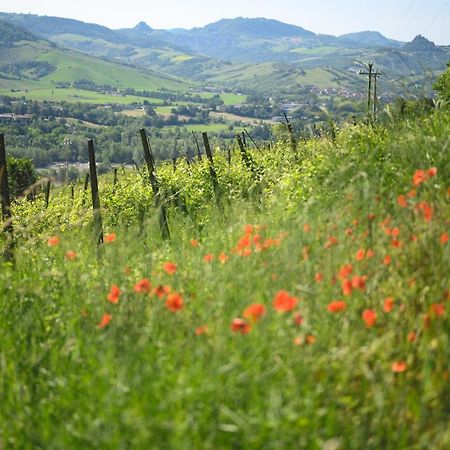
[
  {"left": 433, "top": 62, "right": 450, "bottom": 102},
  {"left": 6, "top": 156, "right": 37, "bottom": 198},
  {"left": 0, "top": 110, "right": 449, "bottom": 449}
]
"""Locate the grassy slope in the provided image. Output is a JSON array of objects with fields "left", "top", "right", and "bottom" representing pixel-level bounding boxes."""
[{"left": 0, "top": 110, "right": 449, "bottom": 449}]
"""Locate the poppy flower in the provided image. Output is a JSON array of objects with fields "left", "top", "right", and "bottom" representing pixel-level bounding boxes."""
[
  {"left": 190, "top": 239, "right": 199, "bottom": 247},
  {"left": 338, "top": 264, "right": 353, "bottom": 280},
  {"left": 293, "top": 336, "right": 302, "bottom": 346},
  {"left": 391, "top": 361, "right": 407, "bottom": 373},
  {"left": 366, "top": 249, "right": 375, "bottom": 259},
  {"left": 342, "top": 280, "right": 353, "bottom": 296},
  {"left": 134, "top": 278, "right": 151, "bottom": 294},
  {"left": 431, "top": 303, "right": 445, "bottom": 317},
  {"left": 107, "top": 284, "right": 121, "bottom": 304},
  {"left": 302, "top": 246, "right": 310, "bottom": 261},
  {"left": 47, "top": 236, "right": 60, "bottom": 247},
  {"left": 306, "top": 335, "right": 316, "bottom": 345},
  {"left": 407, "top": 331, "right": 417, "bottom": 343},
  {"left": 273, "top": 290, "right": 299, "bottom": 312},
  {"left": 383, "top": 297, "right": 394, "bottom": 313},
  {"left": 231, "top": 318, "right": 251, "bottom": 334},
  {"left": 203, "top": 253, "right": 214, "bottom": 263},
  {"left": 104, "top": 233, "right": 116, "bottom": 243},
  {"left": 327, "top": 301, "right": 346, "bottom": 313},
  {"left": 219, "top": 252, "right": 229, "bottom": 264},
  {"left": 303, "top": 223, "right": 311, "bottom": 233},
  {"left": 397, "top": 195, "right": 408, "bottom": 208},
  {"left": 440, "top": 233, "right": 449, "bottom": 245},
  {"left": 407, "top": 189, "right": 416, "bottom": 198},
  {"left": 351, "top": 275, "right": 367, "bottom": 291},
  {"left": 383, "top": 255, "right": 391, "bottom": 266},
  {"left": 362, "top": 309, "right": 377, "bottom": 327},
  {"left": 65, "top": 250, "right": 77, "bottom": 260},
  {"left": 195, "top": 325, "right": 208, "bottom": 336},
  {"left": 428, "top": 167, "right": 437, "bottom": 177},
  {"left": 243, "top": 303, "right": 266, "bottom": 322},
  {"left": 163, "top": 262, "right": 177, "bottom": 275},
  {"left": 238, "top": 235, "right": 251, "bottom": 248},
  {"left": 153, "top": 284, "right": 171, "bottom": 299},
  {"left": 165, "top": 293, "right": 184, "bottom": 312},
  {"left": 97, "top": 313, "right": 112, "bottom": 329},
  {"left": 324, "top": 236, "right": 338, "bottom": 249},
  {"left": 244, "top": 224, "right": 254, "bottom": 234},
  {"left": 413, "top": 170, "right": 427, "bottom": 186},
  {"left": 315, "top": 272, "right": 324, "bottom": 283},
  {"left": 293, "top": 312, "right": 304, "bottom": 326},
  {"left": 355, "top": 249, "right": 365, "bottom": 261}
]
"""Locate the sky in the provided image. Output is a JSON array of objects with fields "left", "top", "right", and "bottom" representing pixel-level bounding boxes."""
[{"left": 0, "top": 0, "right": 449, "bottom": 44}]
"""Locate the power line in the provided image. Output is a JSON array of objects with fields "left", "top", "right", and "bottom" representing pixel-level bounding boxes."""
[{"left": 423, "top": 0, "right": 450, "bottom": 35}]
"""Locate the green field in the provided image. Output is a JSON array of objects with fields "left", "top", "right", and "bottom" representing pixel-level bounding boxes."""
[{"left": 0, "top": 106, "right": 449, "bottom": 448}]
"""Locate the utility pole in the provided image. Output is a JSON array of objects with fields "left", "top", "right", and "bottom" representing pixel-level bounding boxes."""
[{"left": 359, "top": 62, "right": 381, "bottom": 121}]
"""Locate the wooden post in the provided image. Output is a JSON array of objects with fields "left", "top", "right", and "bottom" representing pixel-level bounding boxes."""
[
  {"left": 0, "top": 134, "right": 12, "bottom": 225},
  {"left": 84, "top": 173, "right": 90, "bottom": 191},
  {"left": 284, "top": 113, "right": 297, "bottom": 154},
  {"left": 0, "top": 133, "right": 14, "bottom": 261},
  {"left": 236, "top": 133, "right": 254, "bottom": 174},
  {"left": 113, "top": 168, "right": 118, "bottom": 186},
  {"left": 70, "top": 184, "right": 75, "bottom": 200},
  {"left": 244, "top": 128, "right": 262, "bottom": 153},
  {"left": 241, "top": 131, "right": 247, "bottom": 148},
  {"left": 192, "top": 131, "right": 202, "bottom": 161},
  {"left": 227, "top": 146, "right": 232, "bottom": 165},
  {"left": 202, "top": 132, "right": 220, "bottom": 201},
  {"left": 44, "top": 179, "right": 51, "bottom": 208},
  {"left": 87, "top": 139, "right": 104, "bottom": 245},
  {"left": 172, "top": 157, "right": 177, "bottom": 173},
  {"left": 140, "top": 128, "right": 170, "bottom": 240}
]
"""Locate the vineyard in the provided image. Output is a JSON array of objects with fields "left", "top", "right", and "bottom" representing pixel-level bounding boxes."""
[{"left": 0, "top": 106, "right": 449, "bottom": 449}]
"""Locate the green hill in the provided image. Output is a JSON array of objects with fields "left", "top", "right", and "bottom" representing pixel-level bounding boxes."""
[{"left": 0, "top": 20, "right": 189, "bottom": 104}]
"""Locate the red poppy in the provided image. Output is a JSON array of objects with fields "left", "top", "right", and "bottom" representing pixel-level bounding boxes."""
[
  {"left": 134, "top": 278, "right": 151, "bottom": 294},
  {"left": 293, "top": 312, "right": 304, "bottom": 326},
  {"left": 355, "top": 248, "right": 365, "bottom": 261},
  {"left": 431, "top": 303, "right": 445, "bottom": 317},
  {"left": 244, "top": 224, "right": 254, "bottom": 234},
  {"left": 190, "top": 239, "right": 199, "bottom": 247},
  {"left": 165, "top": 293, "right": 184, "bottom": 312},
  {"left": 351, "top": 275, "right": 367, "bottom": 291},
  {"left": 391, "top": 361, "right": 407, "bottom": 373},
  {"left": 407, "top": 331, "right": 417, "bottom": 343},
  {"left": 315, "top": 272, "right": 324, "bottom": 283},
  {"left": 306, "top": 335, "right": 316, "bottom": 345},
  {"left": 397, "top": 195, "right": 408, "bottom": 208},
  {"left": 342, "top": 280, "right": 353, "bottom": 296},
  {"left": 65, "top": 250, "right": 77, "bottom": 260},
  {"left": 203, "top": 253, "right": 214, "bottom": 263},
  {"left": 104, "top": 233, "right": 116, "bottom": 243},
  {"left": 383, "top": 255, "right": 391, "bottom": 266},
  {"left": 219, "top": 252, "right": 229, "bottom": 264},
  {"left": 231, "top": 318, "right": 251, "bottom": 334},
  {"left": 47, "top": 236, "right": 60, "bottom": 247},
  {"left": 243, "top": 303, "right": 266, "bottom": 322},
  {"left": 163, "top": 262, "right": 177, "bottom": 275},
  {"left": 238, "top": 235, "right": 251, "bottom": 248},
  {"left": 327, "top": 300, "right": 346, "bottom": 313},
  {"left": 153, "top": 284, "right": 171, "bottom": 299},
  {"left": 303, "top": 223, "right": 311, "bottom": 233},
  {"left": 366, "top": 249, "right": 375, "bottom": 259},
  {"left": 440, "top": 233, "right": 449, "bottom": 245},
  {"left": 362, "top": 309, "right": 377, "bottom": 327},
  {"left": 293, "top": 336, "right": 302, "bottom": 346},
  {"left": 383, "top": 297, "right": 394, "bottom": 313},
  {"left": 407, "top": 189, "right": 416, "bottom": 198},
  {"left": 273, "top": 290, "right": 299, "bottom": 312},
  {"left": 428, "top": 167, "right": 437, "bottom": 177},
  {"left": 107, "top": 284, "right": 121, "bottom": 304},
  {"left": 195, "top": 325, "right": 208, "bottom": 336},
  {"left": 97, "top": 313, "right": 112, "bottom": 329},
  {"left": 413, "top": 170, "right": 427, "bottom": 186},
  {"left": 324, "top": 236, "right": 338, "bottom": 249},
  {"left": 338, "top": 264, "right": 353, "bottom": 280}
]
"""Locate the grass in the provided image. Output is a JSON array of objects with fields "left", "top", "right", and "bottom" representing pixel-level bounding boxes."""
[{"left": 0, "top": 109, "right": 449, "bottom": 449}]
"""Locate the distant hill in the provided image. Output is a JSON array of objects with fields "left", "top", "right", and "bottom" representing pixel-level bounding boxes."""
[
  {"left": 0, "top": 19, "right": 40, "bottom": 47},
  {"left": 403, "top": 35, "right": 443, "bottom": 53},
  {"left": 338, "top": 31, "right": 401, "bottom": 48}
]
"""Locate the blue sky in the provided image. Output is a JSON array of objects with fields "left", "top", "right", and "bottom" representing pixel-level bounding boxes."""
[{"left": 1, "top": 0, "right": 449, "bottom": 43}]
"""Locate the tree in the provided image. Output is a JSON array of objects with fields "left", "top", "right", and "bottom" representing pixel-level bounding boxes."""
[
  {"left": 433, "top": 63, "right": 450, "bottom": 102},
  {"left": 7, "top": 156, "right": 38, "bottom": 198}
]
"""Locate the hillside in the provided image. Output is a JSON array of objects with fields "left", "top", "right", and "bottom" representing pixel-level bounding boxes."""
[
  {"left": 0, "top": 105, "right": 449, "bottom": 448},
  {"left": 0, "top": 20, "right": 189, "bottom": 104}
]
